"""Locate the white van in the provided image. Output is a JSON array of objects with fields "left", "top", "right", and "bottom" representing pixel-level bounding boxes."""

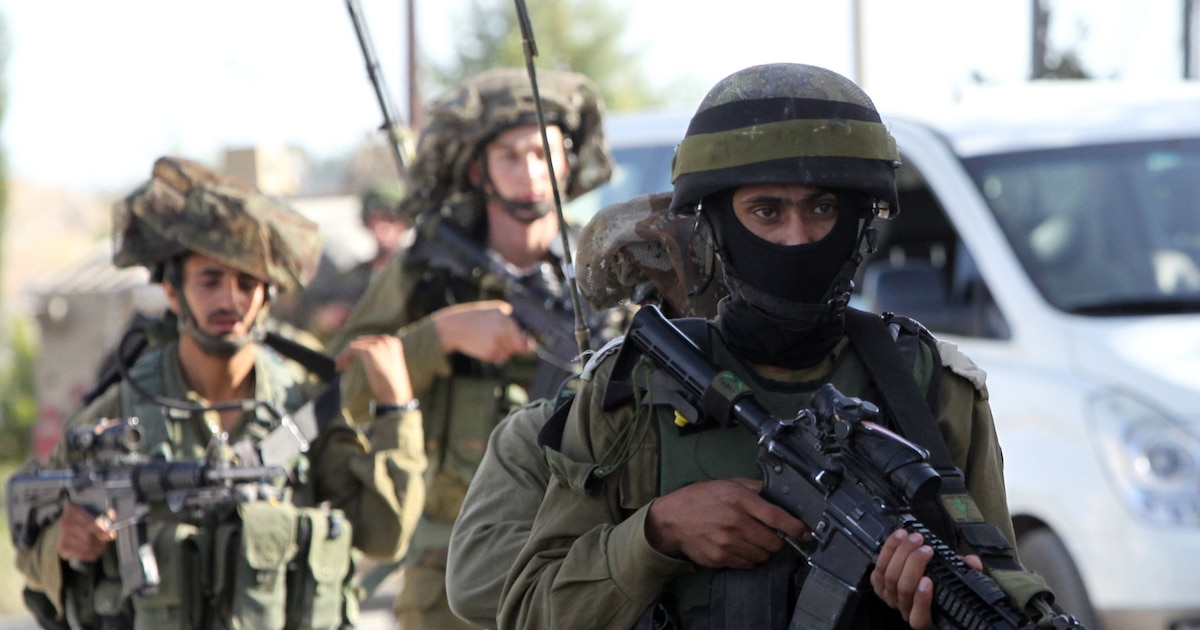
[{"left": 580, "top": 84, "right": 1200, "bottom": 630}]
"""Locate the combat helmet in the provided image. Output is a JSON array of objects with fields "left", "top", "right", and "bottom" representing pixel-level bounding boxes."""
[
  {"left": 113, "top": 156, "right": 322, "bottom": 293},
  {"left": 576, "top": 192, "right": 726, "bottom": 319},
  {"left": 113, "top": 156, "right": 322, "bottom": 356},
  {"left": 672, "top": 64, "right": 901, "bottom": 368},
  {"left": 360, "top": 180, "right": 407, "bottom": 225},
  {"left": 670, "top": 63, "right": 900, "bottom": 218},
  {"left": 399, "top": 68, "right": 613, "bottom": 236}
]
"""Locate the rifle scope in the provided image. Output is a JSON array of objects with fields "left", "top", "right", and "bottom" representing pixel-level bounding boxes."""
[{"left": 64, "top": 418, "right": 143, "bottom": 455}]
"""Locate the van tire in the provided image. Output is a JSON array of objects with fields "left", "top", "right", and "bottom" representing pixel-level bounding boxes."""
[{"left": 1017, "top": 528, "right": 1101, "bottom": 630}]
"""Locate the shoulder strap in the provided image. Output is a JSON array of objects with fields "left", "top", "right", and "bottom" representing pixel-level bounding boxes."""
[
  {"left": 843, "top": 308, "right": 955, "bottom": 471},
  {"left": 263, "top": 332, "right": 337, "bottom": 383}
]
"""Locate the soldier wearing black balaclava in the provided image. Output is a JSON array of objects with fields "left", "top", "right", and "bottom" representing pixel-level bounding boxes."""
[{"left": 498, "top": 64, "right": 1055, "bottom": 630}]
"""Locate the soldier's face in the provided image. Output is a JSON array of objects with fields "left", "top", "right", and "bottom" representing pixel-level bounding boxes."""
[
  {"left": 731, "top": 184, "right": 841, "bottom": 246},
  {"left": 165, "top": 253, "right": 268, "bottom": 339},
  {"left": 480, "top": 123, "right": 570, "bottom": 203}
]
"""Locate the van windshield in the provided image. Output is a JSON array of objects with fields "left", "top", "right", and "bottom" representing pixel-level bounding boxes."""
[
  {"left": 566, "top": 144, "right": 677, "bottom": 224},
  {"left": 965, "top": 139, "right": 1200, "bottom": 315}
]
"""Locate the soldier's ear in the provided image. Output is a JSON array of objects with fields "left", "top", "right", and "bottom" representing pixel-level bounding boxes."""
[
  {"left": 467, "top": 158, "right": 483, "bottom": 187},
  {"left": 162, "top": 281, "right": 182, "bottom": 316}
]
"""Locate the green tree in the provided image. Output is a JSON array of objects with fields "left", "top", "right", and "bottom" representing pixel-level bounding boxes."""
[
  {"left": 0, "top": 316, "right": 37, "bottom": 461},
  {"left": 427, "top": 0, "right": 683, "bottom": 111},
  {"left": 0, "top": 10, "right": 35, "bottom": 464},
  {"left": 0, "top": 9, "right": 8, "bottom": 301}
]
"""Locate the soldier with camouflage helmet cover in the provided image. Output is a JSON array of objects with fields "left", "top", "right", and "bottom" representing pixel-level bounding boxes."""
[
  {"left": 328, "top": 68, "right": 613, "bottom": 630},
  {"left": 292, "top": 180, "right": 414, "bottom": 344},
  {"left": 16, "top": 156, "right": 428, "bottom": 629},
  {"left": 498, "top": 63, "right": 1045, "bottom": 630},
  {"left": 445, "top": 190, "right": 729, "bottom": 628}
]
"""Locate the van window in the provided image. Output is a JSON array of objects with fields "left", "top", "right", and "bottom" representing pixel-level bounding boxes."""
[
  {"left": 965, "top": 140, "right": 1200, "bottom": 314},
  {"left": 857, "top": 160, "right": 1012, "bottom": 339},
  {"left": 567, "top": 144, "right": 676, "bottom": 224}
]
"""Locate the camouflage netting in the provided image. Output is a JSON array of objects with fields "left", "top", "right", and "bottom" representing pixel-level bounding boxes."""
[
  {"left": 112, "top": 156, "right": 322, "bottom": 293},
  {"left": 576, "top": 192, "right": 727, "bottom": 318},
  {"left": 399, "top": 67, "right": 613, "bottom": 226}
]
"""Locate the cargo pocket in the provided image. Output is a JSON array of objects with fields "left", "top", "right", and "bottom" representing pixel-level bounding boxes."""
[
  {"left": 442, "top": 377, "right": 502, "bottom": 483},
  {"left": 131, "top": 521, "right": 198, "bottom": 630},
  {"left": 286, "top": 506, "right": 355, "bottom": 630},
  {"left": 228, "top": 502, "right": 297, "bottom": 630}
]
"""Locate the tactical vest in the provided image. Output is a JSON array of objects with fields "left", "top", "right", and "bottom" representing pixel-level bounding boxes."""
[
  {"left": 403, "top": 265, "right": 545, "bottom": 566},
  {"left": 634, "top": 317, "right": 919, "bottom": 629},
  {"left": 63, "top": 344, "right": 358, "bottom": 630}
]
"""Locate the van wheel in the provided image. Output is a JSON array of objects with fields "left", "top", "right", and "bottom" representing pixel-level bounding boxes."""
[{"left": 1017, "top": 528, "right": 1101, "bottom": 630}]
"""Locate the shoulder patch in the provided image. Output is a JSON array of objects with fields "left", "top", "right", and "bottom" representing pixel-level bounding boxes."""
[
  {"left": 581, "top": 334, "right": 625, "bottom": 381},
  {"left": 935, "top": 339, "right": 987, "bottom": 391}
]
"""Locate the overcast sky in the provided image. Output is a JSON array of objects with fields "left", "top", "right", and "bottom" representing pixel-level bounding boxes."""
[{"left": 0, "top": 0, "right": 1190, "bottom": 193}]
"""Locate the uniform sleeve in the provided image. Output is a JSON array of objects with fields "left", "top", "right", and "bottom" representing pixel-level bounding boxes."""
[
  {"left": 446, "top": 400, "right": 554, "bottom": 628},
  {"left": 497, "top": 359, "right": 692, "bottom": 630},
  {"left": 330, "top": 248, "right": 452, "bottom": 421},
  {"left": 15, "top": 386, "right": 123, "bottom": 619},
  {"left": 935, "top": 367, "right": 1019, "bottom": 548},
  {"left": 308, "top": 407, "right": 427, "bottom": 561}
]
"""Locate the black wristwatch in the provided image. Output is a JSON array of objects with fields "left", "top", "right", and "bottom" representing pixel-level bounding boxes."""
[{"left": 370, "top": 399, "right": 420, "bottom": 417}]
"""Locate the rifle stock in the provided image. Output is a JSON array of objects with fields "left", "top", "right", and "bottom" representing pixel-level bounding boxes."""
[{"left": 615, "top": 305, "right": 1085, "bottom": 630}]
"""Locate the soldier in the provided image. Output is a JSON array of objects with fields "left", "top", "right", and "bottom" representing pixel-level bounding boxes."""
[
  {"left": 16, "top": 156, "right": 427, "bottom": 629},
  {"left": 498, "top": 64, "right": 1051, "bottom": 630},
  {"left": 445, "top": 192, "right": 727, "bottom": 628},
  {"left": 292, "top": 182, "right": 413, "bottom": 344},
  {"left": 329, "top": 68, "right": 613, "bottom": 630}
]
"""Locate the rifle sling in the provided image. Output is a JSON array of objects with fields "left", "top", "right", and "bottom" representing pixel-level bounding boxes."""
[
  {"left": 843, "top": 309, "right": 1029, "bottom": 570},
  {"left": 843, "top": 309, "right": 955, "bottom": 471},
  {"left": 264, "top": 332, "right": 338, "bottom": 383}
]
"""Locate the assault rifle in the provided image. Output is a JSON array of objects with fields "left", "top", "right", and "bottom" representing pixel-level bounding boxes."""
[
  {"left": 611, "top": 305, "right": 1085, "bottom": 630},
  {"left": 407, "top": 216, "right": 594, "bottom": 399},
  {"left": 6, "top": 418, "right": 287, "bottom": 600}
]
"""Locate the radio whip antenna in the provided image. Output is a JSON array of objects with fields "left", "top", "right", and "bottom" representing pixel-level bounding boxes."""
[{"left": 514, "top": 0, "right": 592, "bottom": 358}]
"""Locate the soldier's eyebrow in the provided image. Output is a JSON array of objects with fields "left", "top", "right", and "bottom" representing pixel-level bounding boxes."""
[{"left": 739, "top": 189, "right": 836, "bottom": 206}]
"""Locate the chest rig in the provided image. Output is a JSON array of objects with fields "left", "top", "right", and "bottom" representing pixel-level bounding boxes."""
[{"left": 594, "top": 309, "right": 1026, "bottom": 630}]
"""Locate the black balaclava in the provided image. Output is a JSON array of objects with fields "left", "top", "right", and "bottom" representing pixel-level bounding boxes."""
[{"left": 706, "top": 189, "right": 868, "bottom": 369}]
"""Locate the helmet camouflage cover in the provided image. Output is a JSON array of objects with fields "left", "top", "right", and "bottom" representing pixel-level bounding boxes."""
[
  {"left": 360, "top": 180, "right": 407, "bottom": 224},
  {"left": 576, "top": 192, "right": 727, "bottom": 318},
  {"left": 670, "top": 63, "right": 900, "bottom": 218},
  {"left": 399, "top": 67, "right": 613, "bottom": 226},
  {"left": 112, "top": 156, "right": 322, "bottom": 292}
]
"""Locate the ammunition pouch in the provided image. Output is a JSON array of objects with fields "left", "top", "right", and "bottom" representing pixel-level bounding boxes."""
[{"left": 117, "top": 502, "right": 356, "bottom": 630}]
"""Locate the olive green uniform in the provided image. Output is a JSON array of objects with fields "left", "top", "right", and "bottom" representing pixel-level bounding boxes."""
[
  {"left": 333, "top": 243, "right": 549, "bottom": 630},
  {"left": 18, "top": 341, "right": 426, "bottom": 628},
  {"left": 446, "top": 399, "right": 556, "bottom": 628},
  {"left": 497, "top": 331, "right": 1015, "bottom": 630}
]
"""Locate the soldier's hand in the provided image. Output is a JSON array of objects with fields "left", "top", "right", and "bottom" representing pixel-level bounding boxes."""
[
  {"left": 432, "top": 300, "right": 532, "bottom": 363},
  {"left": 645, "top": 478, "right": 811, "bottom": 569},
  {"left": 335, "top": 334, "right": 414, "bottom": 406},
  {"left": 57, "top": 503, "right": 116, "bottom": 563},
  {"left": 870, "top": 529, "right": 984, "bottom": 629}
]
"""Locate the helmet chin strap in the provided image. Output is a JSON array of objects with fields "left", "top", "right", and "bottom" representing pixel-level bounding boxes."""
[
  {"left": 478, "top": 154, "right": 556, "bottom": 224},
  {"left": 484, "top": 191, "right": 554, "bottom": 224},
  {"left": 173, "top": 291, "right": 267, "bottom": 358}
]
